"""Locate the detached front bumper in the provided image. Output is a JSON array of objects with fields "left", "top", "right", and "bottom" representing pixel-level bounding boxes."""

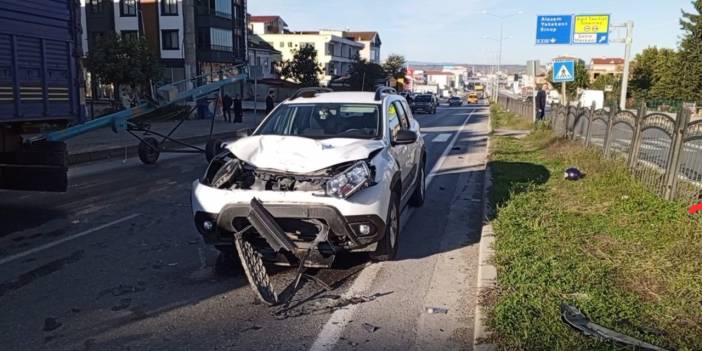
[{"left": 192, "top": 181, "right": 387, "bottom": 267}]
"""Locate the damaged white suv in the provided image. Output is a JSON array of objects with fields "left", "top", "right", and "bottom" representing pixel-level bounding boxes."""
[{"left": 191, "top": 87, "right": 426, "bottom": 303}]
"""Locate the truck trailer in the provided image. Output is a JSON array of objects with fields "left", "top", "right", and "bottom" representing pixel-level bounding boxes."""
[{"left": 0, "top": 0, "right": 83, "bottom": 192}]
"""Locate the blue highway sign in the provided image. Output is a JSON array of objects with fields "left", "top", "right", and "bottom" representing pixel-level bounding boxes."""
[{"left": 536, "top": 15, "right": 573, "bottom": 45}]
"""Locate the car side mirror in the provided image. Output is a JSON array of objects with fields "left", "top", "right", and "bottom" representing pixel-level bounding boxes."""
[{"left": 392, "top": 130, "right": 418, "bottom": 145}]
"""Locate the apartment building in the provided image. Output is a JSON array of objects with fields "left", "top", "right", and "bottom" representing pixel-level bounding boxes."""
[
  {"left": 80, "top": 0, "right": 247, "bottom": 92},
  {"left": 258, "top": 30, "right": 363, "bottom": 85},
  {"left": 344, "top": 31, "right": 381, "bottom": 64},
  {"left": 589, "top": 57, "right": 624, "bottom": 81}
]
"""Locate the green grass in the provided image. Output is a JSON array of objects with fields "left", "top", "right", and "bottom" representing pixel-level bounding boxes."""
[
  {"left": 491, "top": 104, "right": 534, "bottom": 131},
  {"left": 485, "top": 130, "right": 702, "bottom": 350}
]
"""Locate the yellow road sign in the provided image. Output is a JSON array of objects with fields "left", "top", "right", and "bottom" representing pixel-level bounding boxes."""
[{"left": 574, "top": 15, "right": 609, "bottom": 33}]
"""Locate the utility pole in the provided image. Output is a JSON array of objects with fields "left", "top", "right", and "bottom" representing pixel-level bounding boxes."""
[
  {"left": 618, "top": 21, "right": 634, "bottom": 110},
  {"left": 483, "top": 10, "right": 522, "bottom": 103}
]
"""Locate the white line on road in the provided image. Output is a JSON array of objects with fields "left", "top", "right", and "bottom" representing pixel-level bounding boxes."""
[
  {"left": 0, "top": 213, "right": 141, "bottom": 266},
  {"left": 308, "top": 108, "right": 481, "bottom": 351},
  {"left": 432, "top": 133, "right": 452, "bottom": 143}
]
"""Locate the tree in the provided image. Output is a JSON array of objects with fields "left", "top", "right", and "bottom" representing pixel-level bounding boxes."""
[
  {"left": 348, "top": 59, "right": 387, "bottom": 91},
  {"left": 383, "top": 54, "right": 406, "bottom": 90},
  {"left": 85, "top": 32, "right": 161, "bottom": 101},
  {"left": 546, "top": 59, "right": 589, "bottom": 99},
  {"left": 650, "top": 48, "right": 681, "bottom": 101},
  {"left": 629, "top": 47, "right": 661, "bottom": 101},
  {"left": 590, "top": 74, "right": 621, "bottom": 106},
  {"left": 676, "top": 0, "right": 702, "bottom": 104},
  {"left": 279, "top": 46, "right": 323, "bottom": 87}
]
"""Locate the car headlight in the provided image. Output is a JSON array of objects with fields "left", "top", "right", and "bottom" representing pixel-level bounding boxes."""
[{"left": 326, "top": 161, "right": 371, "bottom": 199}]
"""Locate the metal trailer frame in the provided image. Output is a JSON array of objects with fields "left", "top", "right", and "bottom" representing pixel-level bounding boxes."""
[{"left": 39, "top": 67, "right": 248, "bottom": 165}]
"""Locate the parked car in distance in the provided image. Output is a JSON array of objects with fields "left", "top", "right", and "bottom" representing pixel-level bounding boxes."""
[
  {"left": 412, "top": 94, "right": 437, "bottom": 114},
  {"left": 448, "top": 96, "right": 463, "bottom": 107}
]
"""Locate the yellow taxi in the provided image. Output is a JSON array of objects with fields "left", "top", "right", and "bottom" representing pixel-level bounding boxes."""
[{"left": 466, "top": 93, "right": 479, "bottom": 104}]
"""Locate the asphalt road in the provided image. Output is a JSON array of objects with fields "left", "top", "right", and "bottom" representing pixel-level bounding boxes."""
[{"left": 0, "top": 103, "right": 490, "bottom": 351}]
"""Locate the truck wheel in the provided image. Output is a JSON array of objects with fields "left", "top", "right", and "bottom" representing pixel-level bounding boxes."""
[
  {"left": 409, "top": 160, "right": 426, "bottom": 207},
  {"left": 205, "top": 138, "right": 223, "bottom": 162},
  {"left": 138, "top": 137, "right": 160, "bottom": 165},
  {"left": 371, "top": 193, "right": 400, "bottom": 261}
]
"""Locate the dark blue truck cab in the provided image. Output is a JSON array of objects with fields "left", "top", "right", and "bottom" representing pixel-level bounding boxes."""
[{"left": 0, "top": 0, "right": 83, "bottom": 191}]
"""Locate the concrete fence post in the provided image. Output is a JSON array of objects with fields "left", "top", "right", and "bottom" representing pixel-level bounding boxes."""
[
  {"left": 627, "top": 102, "right": 646, "bottom": 170},
  {"left": 663, "top": 108, "right": 690, "bottom": 200},
  {"left": 585, "top": 102, "right": 595, "bottom": 147},
  {"left": 602, "top": 103, "right": 617, "bottom": 157}
]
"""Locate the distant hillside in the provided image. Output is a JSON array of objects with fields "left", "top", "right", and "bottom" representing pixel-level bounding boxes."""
[{"left": 406, "top": 62, "right": 527, "bottom": 75}]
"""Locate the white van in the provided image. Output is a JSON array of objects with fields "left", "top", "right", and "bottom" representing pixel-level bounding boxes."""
[{"left": 579, "top": 90, "right": 604, "bottom": 109}]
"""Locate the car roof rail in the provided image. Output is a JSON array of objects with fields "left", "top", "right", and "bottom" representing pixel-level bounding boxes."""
[
  {"left": 374, "top": 86, "right": 397, "bottom": 101},
  {"left": 290, "top": 87, "right": 333, "bottom": 100}
]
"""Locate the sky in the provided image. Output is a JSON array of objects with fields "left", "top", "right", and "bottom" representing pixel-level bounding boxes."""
[{"left": 248, "top": 0, "right": 696, "bottom": 65}]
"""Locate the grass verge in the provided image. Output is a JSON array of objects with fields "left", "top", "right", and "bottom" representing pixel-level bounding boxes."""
[
  {"left": 485, "top": 130, "right": 702, "bottom": 350},
  {"left": 490, "top": 104, "right": 534, "bottom": 131}
]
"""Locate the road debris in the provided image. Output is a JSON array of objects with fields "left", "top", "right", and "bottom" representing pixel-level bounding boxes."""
[
  {"left": 564, "top": 167, "right": 584, "bottom": 181},
  {"left": 273, "top": 292, "right": 393, "bottom": 320},
  {"left": 42, "top": 317, "right": 62, "bottom": 332},
  {"left": 560, "top": 304, "right": 668, "bottom": 351},
  {"left": 425, "top": 306, "right": 449, "bottom": 314},
  {"left": 361, "top": 322, "right": 379, "bottom": 333}
]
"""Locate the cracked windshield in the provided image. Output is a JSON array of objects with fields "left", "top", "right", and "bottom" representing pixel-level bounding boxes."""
[{"left": 1, "top": 0, "right": 702, "bottom": 350}]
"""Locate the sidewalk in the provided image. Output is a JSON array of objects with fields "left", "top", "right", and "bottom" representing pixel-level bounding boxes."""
[{"left": 67, "top": 112, "right": 265, "bottom": 165}]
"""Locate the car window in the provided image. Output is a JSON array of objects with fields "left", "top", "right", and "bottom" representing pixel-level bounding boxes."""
[
  {"left": 256, "top": 103, "right": 381, "bottom": 139},
  {"left": 400, "top": 100, "right": 414, "bottom": 121},
  {"left": 387, "top": 102, "right": 400, "bottom": 138},
  {"left": 394, "top": 101, "right": 410, "bottom": 130}
]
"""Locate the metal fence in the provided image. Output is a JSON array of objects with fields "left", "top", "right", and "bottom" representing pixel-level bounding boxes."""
[
  {"left": 496, "top": 95, "right": 534, "bottom": 120},
  {"left": 496, "top": 95, "right": 702, "bottom": 205}
]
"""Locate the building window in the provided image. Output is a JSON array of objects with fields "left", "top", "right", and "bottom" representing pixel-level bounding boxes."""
[
  {"left": 327, "top": 43, "right": 335, "bottom": 56},
  {"left": 88, "top": 0, "right": 104, "bottom": 13},
  {"left": 279, "top": 42, "right": 284, "bottom": 48},
  {"left": 288, "top": 42, "right": 293, "bottom": 48},
  {"left": 162, "top": 30, "right": 179, "bottom": 50},
  {"left": 210, "top": 28, "right": 233, "bottom": 52},
  {"left": 121, "top": 30, "right": 139, "bottom": 42},
  {"left": 161, "top": 0, "right": 178, "bottom": 15},
  {"left": 120, "top": 0, "right": 137, "bottom": 16},
  {"left": 212, "top": 0, "right": 232, "bottom": 18}
]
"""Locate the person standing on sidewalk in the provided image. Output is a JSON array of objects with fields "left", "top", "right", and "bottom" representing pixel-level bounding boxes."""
[
  {"left": 536, "top": 84, "right": 547, "bottom": 120},
  {"left": 222, "top": 94, "right": 233, "bottom": 122},
  {"left": 265, "top": 91, "right": 275, "bottom": 115},
  {"left": 233, "top": 94, "right": 243, "bottom": 123}
]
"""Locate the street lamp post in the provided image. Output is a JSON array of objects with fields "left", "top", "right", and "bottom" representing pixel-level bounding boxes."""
[{"left": 483, "top": 10, "right": 522, "bottom": 101}]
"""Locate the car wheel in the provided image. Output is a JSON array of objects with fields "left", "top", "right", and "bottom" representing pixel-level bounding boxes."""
[
  {"left": 138, "top": 137, "right": 160, "bottom": 165},
  {"left": 371, "top": 192, "right": 400, "bottom": 261},
  {"left": 409, "top": 160, "right": 426, "bottom": 207},
  {"left": 205, "top": 138, "right": 223, "bottom": 162}
]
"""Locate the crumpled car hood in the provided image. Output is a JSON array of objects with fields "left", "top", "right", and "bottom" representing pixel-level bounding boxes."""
[{"left": 225, "top": 135, "right": 385, "bottom": 174}]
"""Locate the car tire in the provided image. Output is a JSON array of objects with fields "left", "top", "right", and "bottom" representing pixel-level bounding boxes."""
[
  {"left": 138, "top": 137, "right": 160, "bottom": 165},
  {"left": 370, "top": 192, "right": 400, "bottom": 261},
  {"left": 205, "top": 138, "right": 223, "bottom": 162},
  {"left": 409, "top": 160, "right": 426, "bottom": 207}
]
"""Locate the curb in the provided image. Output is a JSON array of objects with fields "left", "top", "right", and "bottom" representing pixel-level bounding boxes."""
[
  {"left": 473, "top": 118, "right": 497, "bottom": 351},
  {"left": 67, "top": 130, "right": 240, "bottom": 165}
]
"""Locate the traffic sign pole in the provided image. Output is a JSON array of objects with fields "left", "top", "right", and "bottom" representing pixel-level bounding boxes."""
[{"left": 562, "top": 82, "right": 566, "bottom": 106}]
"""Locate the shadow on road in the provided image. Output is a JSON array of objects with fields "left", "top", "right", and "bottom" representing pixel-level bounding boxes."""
[{"left": 488, "top": 161, "right": 550, "bottom": 218}]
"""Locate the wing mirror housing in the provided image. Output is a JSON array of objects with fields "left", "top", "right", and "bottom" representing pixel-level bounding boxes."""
[{"left": 392, "top": 130, "right": 418, "bottom": 145}]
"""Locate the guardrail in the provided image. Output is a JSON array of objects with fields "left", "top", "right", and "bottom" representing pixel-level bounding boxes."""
[{"left": 497, "top": 95, "right": 702, "bottom": 205}]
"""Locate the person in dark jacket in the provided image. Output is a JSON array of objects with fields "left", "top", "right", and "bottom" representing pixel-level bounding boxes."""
[
  {"left": 233, "top": 94, "right": 243, "bottom": 123},
  {"left": 265, "top": 91, "right": 275, "bottom": 115},
  {"left": 222, "top": 94, "right": 233, "bottom": 122},
  {"left": 536, "top": 84, "right": 547, "bottom": 120}
]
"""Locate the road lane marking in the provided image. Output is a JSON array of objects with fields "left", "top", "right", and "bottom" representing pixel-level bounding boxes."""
[
  {"left": 308, "top": 106, "right": 485, "bottom": 351},
  {"left": 0, "top": 213, "right": 141, "bottom": 266},
  {"left": 432, "top": 133, "right": 451, "bottom": 143}
]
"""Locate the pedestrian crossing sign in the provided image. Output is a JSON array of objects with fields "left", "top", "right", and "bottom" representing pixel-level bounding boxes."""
[{"left": 552, "top": 60, "right": 575, "bottom": 82}]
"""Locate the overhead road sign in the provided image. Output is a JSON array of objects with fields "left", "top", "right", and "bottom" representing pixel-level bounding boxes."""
[
  {"left": 552, "top": 60, "right": 575, "bottom": 82},
  {"left": 536, "top": 15, "right": 573, "bottom": 45},
  {"left": 573, "top": 14, "right": 610, "bottom": 44}
]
